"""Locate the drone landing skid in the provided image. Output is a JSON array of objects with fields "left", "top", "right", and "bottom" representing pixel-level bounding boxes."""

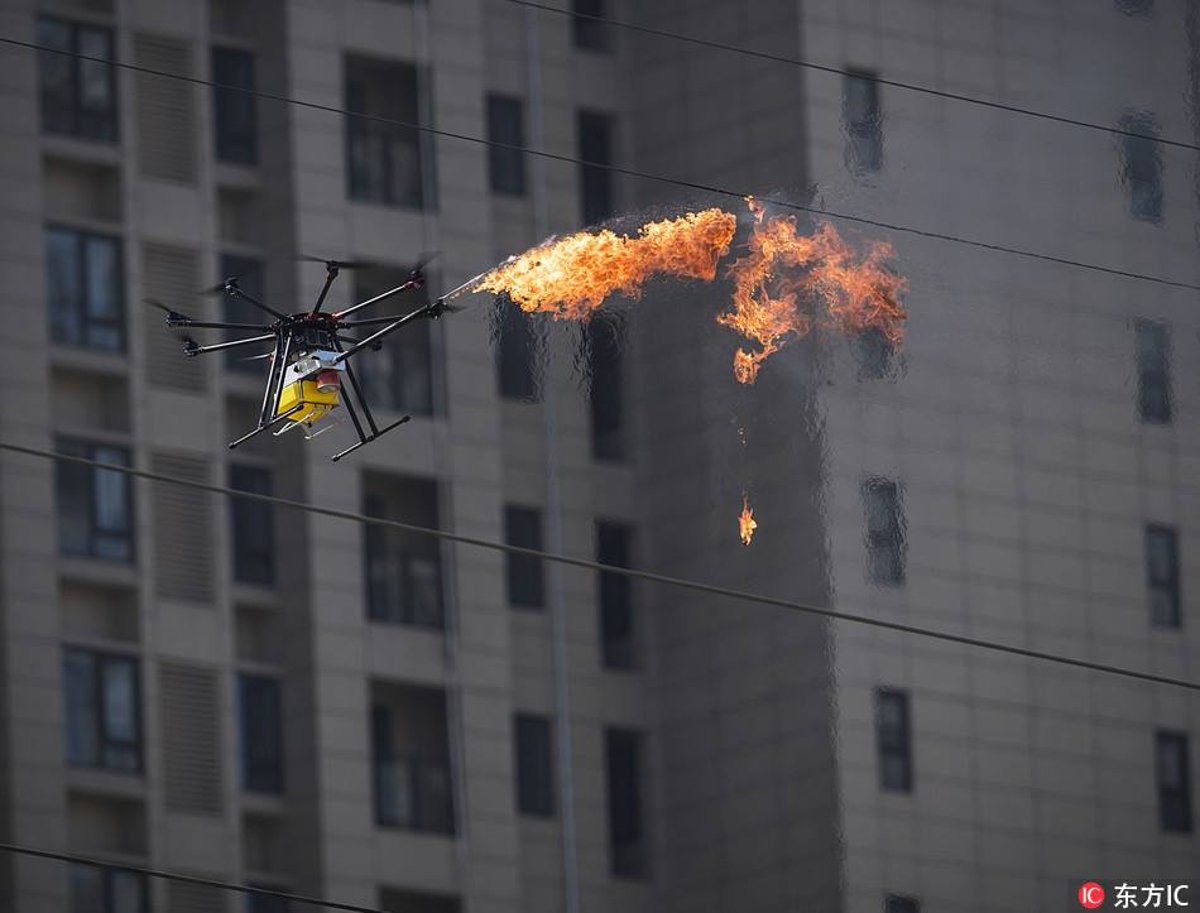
[{"left": 332, "top": 415, "right": 412, "bottom": 462}]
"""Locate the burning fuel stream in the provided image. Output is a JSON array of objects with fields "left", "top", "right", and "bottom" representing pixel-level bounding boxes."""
[{"left": 460, "top": 199, "right": 909, "bottom": 543}]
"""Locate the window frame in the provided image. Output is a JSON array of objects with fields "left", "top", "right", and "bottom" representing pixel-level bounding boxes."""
[
  {"left": 514, "top": 713, "right": 555, "bottom": 817},
  {"left": 352, "top": 269, "right": 439, "bottom": 417},
  {"left": 363, "top": 483, "right": 445, "bottom": 629},
  {"left": 496, "top": 300, "right": 540, "bottom": 401},
  {"left": 876, "top": 688, "right": 912, "bottom": 793},
  {"left": 238, "top": 672, "right": 285, "bottom": 794},
  {"left": 69, "top": 862, "right": 149, "bottom": 913},
  {"left": 572, "top": 0, "right": 614, "bottom": 52},
  {"left": 843, "top": 69, "right": 883, "bottom": 174},
  {"left": 46, "top": 224, "right": 126, "bottom": 352},
  {"left": 1145, "top": 524, "right": 1180, "bottom": 629},
  {"left": 577, "top": 110, "right": 615, "bottom": 225},
  {"left": 1120, "top": 111, "right": 1163, "bottom": 223},
  {"left": 486, "top": 94, "right": 527, "bottom": 196},
  {"left": 55, "top": 437, "right": 134, "bottom": 562},
  {"left": 344, "top": 55, "right": 430, "bottom": 209},
  {"left": 37, "top": 15, "right": 118, "bottom": 142},
  {"left": 211, "top": 45, "right": 259, "bottom": 165},
  {"left": 863, "top": 478, "right": 904, "bottom": 585},
  {"left": 230, "top": 463, "right": 276, "bottom": 586},
  {"left": 1156, "top": 730, "right": 1193, "bottom": 834},
  {"left": 505, "top": 506, "right": 545, "bottom": 610},
  {"left": 1134, "top": 318, "right": 1171, "bottom": 423},
  {"left": 63, "top": 647, "right": 143, "bottom": 774},
  {"left": 597, "top": 521, "right": 635, "bottom": 670},
  {"left": 605, "top": 727, "right": 647, "bottom": 879}
]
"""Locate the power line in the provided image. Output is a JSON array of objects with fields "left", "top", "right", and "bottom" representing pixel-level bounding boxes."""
[
  {"left": 2, "top": 440, "right": 1196, "bottom": 693},
  {"left": 0, "top": 842, "right": 386, "bottom": 913},
  {"left": 3, "top": 35, "right": 1200, "bottom": 295},
  {"left": 505, "top": 0, "right": 1199, "bottom": 155}
]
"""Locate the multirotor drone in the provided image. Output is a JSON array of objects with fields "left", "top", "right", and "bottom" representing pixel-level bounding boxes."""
[{"left": 148, "top": 254, "right": 451, "bottom": 461}]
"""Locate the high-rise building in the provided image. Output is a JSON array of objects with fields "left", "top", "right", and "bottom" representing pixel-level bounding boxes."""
[{"left": 0, "top": 1, "right": 1196, "bottom": 913}]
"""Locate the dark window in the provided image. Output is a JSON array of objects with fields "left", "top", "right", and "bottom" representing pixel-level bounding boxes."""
[
  {"left": 573, "top": 0, "right": 614, "bottom": 51},
  {"left": 578, "top": 111, "right": 614, "bottom": 225},
  {"left": 1120, "top": 111, "right": 1163, "bottom": 222},
  {"left": 1157, "top": 731, "right": 1193, "bottom": 834},
  {"left": 353, "top": 269, "right": 437, "bottom": 416},
  {"left": 245, "top": 891, "right": 289, "bottom": 913},
  {"left": 37, "top": 16, "right": 117, "bottom": 141},
  {"left": 598, "top": 522, "right": 635, "bottom": 669},
  {"left": 220, "top": 254, "right": 270, "bottom": 371},
  {"left": 230, "top": 465, "right": 275, "bottom": 585},
  {"left": 371, "top": 701, "right": 454, "bottom": 834},
  {"left": 1146, "top": 525, "right": 1181, "bottom": 628},
  {"left": 63, "top": 648, "right": 141, "bottom": 773},
  {"left": 863, "top": 478, "right": 904, "bottom": 585},
  {"left": 505, "top": 506, "right": 544, "bottom": 609},
  {"left": 238, "top": 674, "right": 284, "bottom": 794},
  {"left": 46, "top": 226, "right": 125, "bottom": 351},
  {"left": 587, "top": 316, "right": 626, "bottom": 460},
  {"left": 486, "top": 94, "right": 526, "bottom": 196},
  {"left": 364, "top": 477, "right": 444, "bottom": 628},
  {"left": 857, "top": 326, "right": 895, "bottom": 379},
  {"left": 885, "top": 896, "right": 920, "bottom": 913},
  {"left": 1135, "top": 319, "right": 1171, "bottom": 423},
  {"left": 212, "top": 47, "right": 258, "bottom": 164},
  {"left": 844, "top": 70, "right": 882, "bottom": 174},
  {"left": 876, "top": 688, "right": 912, "bottom": 793},
  {"left": 379, "top": 889, "right": 460, "bottom": 913},
  {"left": 345, "top": 56, "right": 430, "bottom": 209},
  {"left": 69, "top": 863, "right": 148, "bottom": 913},
  {"left": 496, "top": 300, "right": 539, "bottom": 401},
  {"left": 55, "top": 438, "right": 133, "bottom": 562},
  {"left": 515, "top": 713, "right": 554, "bottom": 817},
  {"left": 605, "top": 728, "right": 647, "bottom": 879}
]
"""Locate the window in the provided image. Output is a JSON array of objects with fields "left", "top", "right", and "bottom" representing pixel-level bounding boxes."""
[
  {"left": 876, "top": 688, "right": 912, "bottom": 793},
  {"left": 578, "top": 111, "right": 615, "bottom": 225},
  {"left": 597, "top": 522, "right": 635, "bottom": 669},
  {"left": 605, "top": 728, "right": 647, "bottom": 879},
  {"left": 1120, "top": 112, "right": 1163, "bottom": 222},
  {"left": 46, "top": 227, "right": 125, "bottom": 351},
  {"left": 572, "top": 0, "right": 614, "bottom": 51},
  {"left": 220, "top": 254, "right": 270, "bottom": 371},
  {"left": 245, "top": 891, "right": 289, "bottom": 913},
  {"left": 56, "top": 439, "right": 133, "bottom": 562},
  {"left": 857, "top": 327, "right": 895, "bottom": 379},
  {"left": 515, "top": 713, "right": 554, "bottom": 817},
  {"left": 1146, "top": 525, "right": 1180, "bottom": 629},
  {"left": 69, "top": 863, "right": 148, "bottom": 913},
  {"left": 353, "top": 269, "right": 437, "bottom": 416},
  {"left": 238, "top": 674, "right": 284, "bottom": 794},
  {"left": 212, "top": 47, "right": 257, "bottom": 164},
  {"left": 371, "top": 693, "right": 454, "bottom": 834},
  {"left": 345, "top": 56, "right": 430, "bottom": 208},
  {"left": 843, "top": 70, "right": 882, "bottom": 174},
  {"left": 587, "top": 316, "right": 626, "bottom": 460},
  {"left": 230, "top": 465, "right": 275, "bottom": 585},
  {"left": 379, "top": 889, "right": 460, "bottom": 913},
  {"left": 885, "top": 896, "right": 920, "bottom": 913},
  {"left": 486, "top": 95, "right": 526, "bottom": 195},
  {"left": 1135, "top": 319, "right": 1171, "bottom": 423},
  {"left": 63, "top": 649, "right": 141, "bottom": 773},
  {"left": 505, "top": 506, "right": 544, "bottom": 609},
  {"left": 863, "top": 478, "right": 904, "bottom": 585},
  {"left": 364, "top": 476, "right": 444, "bottom": 628},
  {"left": 37, "top": 16, "right": 117, "bottom": 141},
  {"left": 496, "top": 300, "right": 539, "bottom": 401},
  {"left": 1157, "top": 731, "right": 1193, "bottom": 834}
]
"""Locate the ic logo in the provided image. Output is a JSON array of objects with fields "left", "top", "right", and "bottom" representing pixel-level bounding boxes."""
[{"left": 1079, "top": 882, "right": 1106, "bottom": 909}]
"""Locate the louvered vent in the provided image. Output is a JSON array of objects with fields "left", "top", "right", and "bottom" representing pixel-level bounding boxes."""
[
  {"left": 152, "top": 452, "right": 214, "bottom": 602},
  {"left": 159, "top": 662, "right": 222, "bottom": 815},
  {"left": 167, "top": 881, "right": 227, "bottom": 913},
  {"left": 144, "top": 243, "right": 206, "bottom": 392},
  {"left": 134, "top": 34, "right": 196, "bottom": 182}
]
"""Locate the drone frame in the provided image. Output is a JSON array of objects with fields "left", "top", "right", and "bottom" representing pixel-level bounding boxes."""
[{"left": 157, "top": 259, "right": 447, "bottom": 462}]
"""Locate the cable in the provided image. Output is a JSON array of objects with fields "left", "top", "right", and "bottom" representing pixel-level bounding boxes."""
[
  {"left": 2, "top": 440, "right": 1196, "bottom": 693},
  {"left": 0, "top": 842, "right": 385, "bottom": 913},
  {"left": 504, "top": 0, "right": 1198, "bottom": 155},
  {"left": 3, "top": 35, "right": 1200, "bottom": 295}
]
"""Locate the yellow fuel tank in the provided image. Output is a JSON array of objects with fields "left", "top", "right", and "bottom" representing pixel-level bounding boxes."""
[{"left": 277, "top": 378, "right": 339, "bottom": 425}]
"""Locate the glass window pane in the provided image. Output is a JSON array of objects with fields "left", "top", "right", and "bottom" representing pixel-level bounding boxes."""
[
  {"left": 68, "top": 863, "right": 105, "bottom": 913},
  {"left": 64, "top": 650, "right": 98, "bottom": 766},
  {"left": 110, "top": 870, "right": 146, "bottom": 913},
  {"left": 102, "top": 658, "right": 137, "bottom": 743},
  {"left": 46, "top": 228, "right": 82, "bottom": 345},
  {"left": 84, "top": 236, "right": 120, "bottom": 319}
]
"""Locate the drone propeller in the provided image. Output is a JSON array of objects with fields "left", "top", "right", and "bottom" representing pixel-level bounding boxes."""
[
  {"left": 143, "top": 297, "right": 194, "bottom": 325},
  {"left": 297, "top": 255, "right": 379, "bottom": 270},
  {"left": 200, "top": 275, "right": 248, "bottom": 296}
]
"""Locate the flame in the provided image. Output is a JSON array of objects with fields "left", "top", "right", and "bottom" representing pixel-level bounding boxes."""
[
  {"left": 739, "top": 494, "right": 758, "bottom": 545},
  {"left": 719, "top": 198, "right": 908, "bottom": 383},
  {"left": 475, "top": 209, "right": 738, "bottom": 318}
]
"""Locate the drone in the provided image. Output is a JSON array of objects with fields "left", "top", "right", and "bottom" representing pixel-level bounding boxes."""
[{"left": 148, "top": 253, "right": 452, "bottom": 461}]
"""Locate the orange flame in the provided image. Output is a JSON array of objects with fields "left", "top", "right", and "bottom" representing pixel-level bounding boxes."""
[
  {"left": 475, "top": 209, "right": 738, "bottom": 318},
  {"left": 739, "top": 495, "right": 757, "bottom": 546},
  {"left": 719, "top": 198, "right": 908, "bottom": 383}
]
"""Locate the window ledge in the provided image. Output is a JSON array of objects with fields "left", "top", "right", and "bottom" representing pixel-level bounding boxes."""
[
  {"left": 41, "top": 134, "right": 121, "bottom": 167},
  {"left": 240, "top": 792, "right": 287, "bottom": 815},
  {"left": 49, "top": 345, "right": 129, "bottom": 377},
  {"left": 233, "top": 582, "right": 282, "bottom": 609},
  {"left": 66, "top": 767, "right": 146, "bottom": 799},
  {"left": 58, "top": 556, "right": 138, "bottom": 587},
  {"left": 214, "top": 162, "right": 262, "bottom": 190}
]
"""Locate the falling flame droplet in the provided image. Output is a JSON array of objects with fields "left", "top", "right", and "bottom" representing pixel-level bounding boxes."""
[
  {"left": 739, "top": 495, "right": 757, "bottom": 546},
  {"left": 719, "top": 197, "right": 908, "bottom": 383},
  {"left": 474, "top": 209, "right": 738, "bottom": 318}
]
